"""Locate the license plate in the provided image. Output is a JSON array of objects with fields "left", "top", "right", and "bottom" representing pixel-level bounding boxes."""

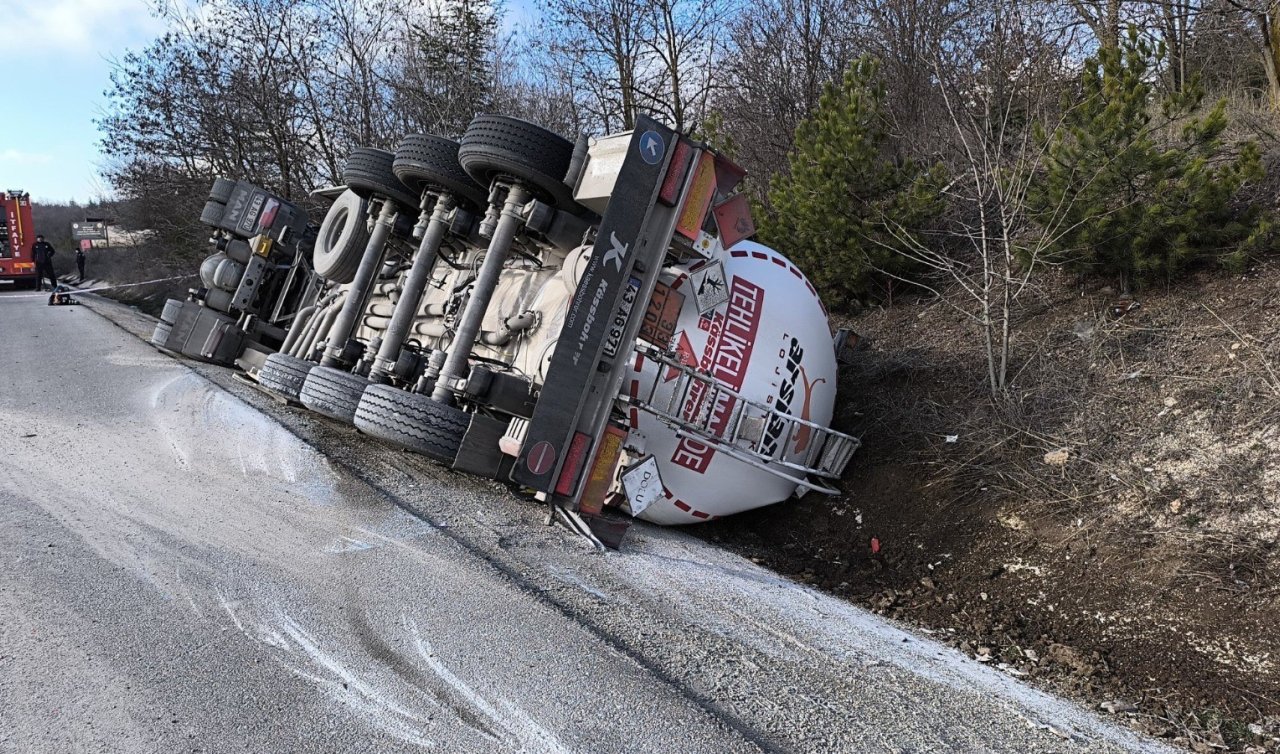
[{"left": 602, "top": 276, "right": 641, "bottom": 359}]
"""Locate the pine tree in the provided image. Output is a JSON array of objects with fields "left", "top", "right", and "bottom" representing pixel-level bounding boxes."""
[
  {"left": 760, "top": 58, "right": 943, "bottom": 304},
  {"left": 1030, "top": 28, "right": 1270, "bottom": 292}
]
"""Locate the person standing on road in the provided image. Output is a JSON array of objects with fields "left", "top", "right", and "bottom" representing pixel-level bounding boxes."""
[
  {"left": 75, "top": 247, "right": 86, "bottom": 283},
  {"left": 32, "top": 235, "right": 57, "bottom": 292}
]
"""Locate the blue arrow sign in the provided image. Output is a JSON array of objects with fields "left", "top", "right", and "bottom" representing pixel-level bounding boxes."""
[{"left": 639, "top": 130, "right": 664, "bottom": 165}]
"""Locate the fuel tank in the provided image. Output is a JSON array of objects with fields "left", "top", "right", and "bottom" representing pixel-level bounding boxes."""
[{"left": 624, "top": 240, "right": 837, "bottom": 525}]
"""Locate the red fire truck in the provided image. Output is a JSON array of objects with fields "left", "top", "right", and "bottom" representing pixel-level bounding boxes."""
[{"left": 1, "top": 191, "right": 38, "bottom": 286}]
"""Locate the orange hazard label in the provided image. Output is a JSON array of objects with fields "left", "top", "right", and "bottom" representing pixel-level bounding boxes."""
[{"left": 674, "top": 152, "right": 717, "bottom": 241}]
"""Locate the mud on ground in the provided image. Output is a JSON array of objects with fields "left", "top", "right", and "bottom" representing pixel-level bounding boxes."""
[{"left": 701, "top": 261, "right": 1280, "bottom": 753}]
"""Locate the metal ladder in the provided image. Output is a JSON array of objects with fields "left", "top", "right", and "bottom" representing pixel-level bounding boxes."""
[{"left": 624, "top": 344, "right": 860, "bottom": 495}]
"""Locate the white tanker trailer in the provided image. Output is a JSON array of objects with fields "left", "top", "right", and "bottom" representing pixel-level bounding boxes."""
[{"left": 156, "top": 114, "right": 859, "bottom": 542}]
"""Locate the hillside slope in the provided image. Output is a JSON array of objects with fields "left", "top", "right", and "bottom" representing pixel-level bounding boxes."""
[{"left": 705, "top": 261, "right": 1280, "bottom": 752}]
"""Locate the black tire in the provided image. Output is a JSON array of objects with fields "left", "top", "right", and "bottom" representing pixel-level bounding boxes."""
[
  {"left": 200, "top": 200, "right": 226, "bottom": 226},
  {"left": 458, "top": 115, "right": 578, "bottom": 209},
  {"left": 160, "top": 298, "right": 184, "bottom": 324},
  {"left": 393, "top": 135, "right": 488, "bottom": 210},
  {"left": 344, "top": 148, "right": 420, "bottom": 212},
  {"left": 209, "top": 178, "right": 236, "bottom": 203},
  {"left": 313, "top": 190, "right": 370, "bottom": 283},
  {"left": 258, "top": 352, "right": 315, "bottom": 401},
  {"left": 354, "top": 384, "right": 469, "bottom": 463},
  {"left": 151, "top": 321, "right": 172, "bottom": 348},
  {"left": 299, "top": 365, "right": 369, "bottom": 423}
]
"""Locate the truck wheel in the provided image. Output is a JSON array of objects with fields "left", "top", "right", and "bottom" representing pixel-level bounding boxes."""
[
  {"left": 354, "top": 384, "right": 469, "bottom": 464},
  {"left": 344, "top": 148, "right": 420, "bottom": 213},
  {"left": 258, "top": 352, "right": 315, "bottom": 401},
  {"left": 160, "top": 298, "right": 184, "bottom": 324},
  {"left": 299, "top": 365, "right": 368, "bottom": 423},
  {"left": 200, "top": 200, "right": 226, "bottom": 226},
  {"left": 208, "top": 178, "right": 236, "bottom": 203},
  {"left": 393, "top": 135, "right": 487, "bottom": 210},
  {"left": 313, "top": 190, "right": 370, "bottom": 284},
  {"left": 458, "top": 115, "right": 578, "bottom": 209},
  {"left": 151, "top": 321, "right": 172, "bottom": 348}
]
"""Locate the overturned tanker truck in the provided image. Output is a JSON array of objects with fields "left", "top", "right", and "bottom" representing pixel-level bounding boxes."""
[{"left": 153, "top": 113, "right": 859, "bottom": 538}]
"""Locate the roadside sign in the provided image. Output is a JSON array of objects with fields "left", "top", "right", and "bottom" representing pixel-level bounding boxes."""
[{"left": 71, "top": 221, "right": 108, "bottom": 241}]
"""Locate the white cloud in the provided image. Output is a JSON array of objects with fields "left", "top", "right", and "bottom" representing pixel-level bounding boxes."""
[
  {"left": 0, "top": 0, "right": 166, "bottom": 57},
  {"left": 0, "top": 149, "right": 53, "bottom": 166}
]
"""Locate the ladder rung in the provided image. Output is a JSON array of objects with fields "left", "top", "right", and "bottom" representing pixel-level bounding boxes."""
[{"left": 625, "top": 345, "right": 860, "bottom": 487}]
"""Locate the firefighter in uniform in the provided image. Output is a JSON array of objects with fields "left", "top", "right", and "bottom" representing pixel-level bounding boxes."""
[
  {"left": 32, "top": 235, "right": 57, "bottom": 291},
  {"left": 76, "top": 247, "right": 86, "bottom": 283}
]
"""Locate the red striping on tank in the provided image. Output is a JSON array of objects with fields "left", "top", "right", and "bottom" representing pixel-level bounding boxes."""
[
  {"left": 662, "top": 486, "right": 718, "bottom": 520},
  {"left": 689, "top": 259, "right": 709, "bottom": 271},
  {"left": 730, "top": 250, "right": 749, "bottom": 258},
  {"left": 789, "top": 266, "right": 803, "bottom": 279},
  {"left": 771, "top": 257, "right": 787, "bottom": 268},
  {"left": 751, "top": 251, "right": 768, "bottom": 260},
  {"left": 670, "top": 274, "right": 688, "bottom": 291},
  {"left": 634, "top": 351, "right": 646, "bottom": 372},
  {"left": 628, "top": 378, "right": 640, "bottom": 428}
]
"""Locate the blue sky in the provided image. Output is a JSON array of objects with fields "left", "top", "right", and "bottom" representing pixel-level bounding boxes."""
[{"left": 0, "top": 0, "right": 166, "bottom": 204}]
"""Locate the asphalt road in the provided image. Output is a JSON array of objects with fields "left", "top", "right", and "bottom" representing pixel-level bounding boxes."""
[{"left": 0, "top": 289, "right": 1175, "bottom": 754}]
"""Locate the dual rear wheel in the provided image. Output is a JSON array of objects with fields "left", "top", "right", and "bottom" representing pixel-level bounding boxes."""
[{"left": 294, "top": 116, "right": 581, "bottom": 467}]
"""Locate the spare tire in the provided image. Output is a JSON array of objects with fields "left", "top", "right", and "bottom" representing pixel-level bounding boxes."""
[
  {"left": 354, "top": 384, "right": 469, "bottom": 464},
  {"left": 393, "top": 135, "right": 488, "bottom": 210},
  {"left": 258, "top": 352, "right": 315, "bottom": 401},
  {"left": 299, "top": 365, "right": 368, "bottom": 423},
  {"left": 458, "top": 115, "right": 578, "bottom": 209},
  {"left": 313, "top": 190, "right": 370, "bottom": 284},
  {"left": 344, "top": 148, "right": 420, "bottom": 212},
  {"left": 209, "top": 178, "right": 236, "bottom": 203}
]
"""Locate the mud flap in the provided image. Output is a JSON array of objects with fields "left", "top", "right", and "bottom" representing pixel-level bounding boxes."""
[
  {"left": 579, "top": 510, "right": 631, "bottom": 550},
  {"left": 453, "top": 413, "right": 513, "bottom": 479}
]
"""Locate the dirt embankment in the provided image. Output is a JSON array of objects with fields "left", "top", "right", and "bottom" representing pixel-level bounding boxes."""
[{"left": 703, "top": 261, "right": 1280, "bottom": 753}]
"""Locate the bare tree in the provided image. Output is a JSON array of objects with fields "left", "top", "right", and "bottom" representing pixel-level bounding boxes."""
[
  {"left": 713, "top": 0, "right": 863, "bottom": 195},
  {"left": 637, "top": 0, "right": 736, "bottom": 132},
  {"left": 1222, "top": 0, "right": 1280, "bottom": 108},
  {"left": 100, "top": 0, "right": 503, "bottom": 248},
  {"left": 1068, "top": 0, "right": 1127, "bottom": 47},
  {"left": 536, "top": 0, "right": 651, "bottom": 132},
  {"left": 879, "top": 1, "right": 1087, "bottom": 394}
]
